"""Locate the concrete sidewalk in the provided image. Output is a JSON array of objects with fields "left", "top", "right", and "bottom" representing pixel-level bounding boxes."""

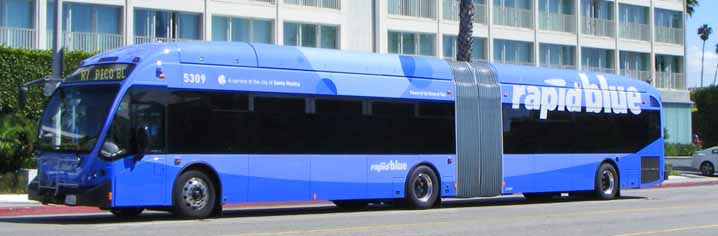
[{"left": 1, "top": 175, "right": 717, "bottom": 217}]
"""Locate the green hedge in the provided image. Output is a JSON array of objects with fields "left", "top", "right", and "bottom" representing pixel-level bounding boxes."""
[
  {"left": 0, "top": 47, "right": 93, "bottom": 172},
  {"left": 692, "top": 86, "right": 718, "bottom": 149},
  {"left": 665, "top": 143, "right": 698, "bottom": 156},
  {"left": 0, "top": 171, "right": 27, "bottom": 194},
  {"left": 0, "top": 46, "right": 93, "bottom": 119}
]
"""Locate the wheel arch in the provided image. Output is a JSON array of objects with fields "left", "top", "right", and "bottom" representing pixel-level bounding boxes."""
[{"left": 407, "top": 162, "right": 442, "bottom": 187}]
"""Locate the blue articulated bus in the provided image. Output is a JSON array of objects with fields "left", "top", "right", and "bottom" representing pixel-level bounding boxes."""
[{"left": 27, "top": 42, "right": 664, "bottom": 219}]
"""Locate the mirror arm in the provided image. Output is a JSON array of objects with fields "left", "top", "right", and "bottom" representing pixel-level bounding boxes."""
[{"left": 17, "top": 76, "right": 64, "bottom": 111}]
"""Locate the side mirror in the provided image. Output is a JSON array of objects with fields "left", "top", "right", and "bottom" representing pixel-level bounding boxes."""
[
  {"left": 18, "top": 86, "right": 28, "bottom": 110},
  {"left": 100, "top": 142, "right": 125, "bottom": 160},
  {"left": 43, "top": 80, "right": 60, "bottom": 97},
  {"left": 133, "top": 126, "right": 150, "bottom": 162}
]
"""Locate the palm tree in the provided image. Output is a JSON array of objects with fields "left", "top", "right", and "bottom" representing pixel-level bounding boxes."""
[
  {"left": 714, "top": 43, "right": 718, "bottom": 86},
  {"left": 698, "top": 24, "right": 712, "bottom": 87},
  {"left": 686, "top": 0, "right": 699, "bottom": 17},
  {"left": 457, "top": 0, "right": 474, "bottom": 62}
]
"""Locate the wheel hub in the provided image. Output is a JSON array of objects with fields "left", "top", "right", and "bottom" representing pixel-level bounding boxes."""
[
  {"left": 183, "top": 177, "right": 209, "bottom": 210},
  {"left": 600, "top": 170, "right": 615, "bottom": 195},
  {"left": 413, "top": 173, "right": 433, "bottom": 202}
]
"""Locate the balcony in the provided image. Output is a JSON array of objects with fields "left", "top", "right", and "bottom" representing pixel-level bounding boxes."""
[
  {"left": 541, "top": 64, "right": 576, "bottom": 70},
  {"left": 0, "top": 27, "right": 36, "bottom": 49},
  {"left": 539, "top": 12, "right": 576, "bottom": 33},
  {"left": 655, "top": 72, "right": 686, "bottom": 90},
  {"left": 443, "top": 0, "right": 488, "bottom": 24},
  {"left": 582, "top": 18, "right": 615, "bottom": 37},
  {"left": 135, "top": 36, "right": 199, "bottom": 44},
  {"left": 47, "top": 32, "right": 124, "bottom": 52},
  {"left": 389, "top": 0, "right": 436, "bottom": 19},
  {"left": 583, "top": 66, "right": 616, "bottom": 74},
  {"left": 655, "top": 26, "right": 684, "bottom": 45},
  {"left": 620, "top": 22, "right": 650, "bottom": 41},
  {"left": 495, "top": 60, "right": 534, "bottom": 66},
  {"left": 620, "top": 69, "right": 651, "bottom": 82},
  {"left": 252, "top": 0, "right": 276, "bottom": 3},
  {"left": 285, "top": 0, "right": 340, "bottom": 9},
  {"left": 493, "top": 6, "right": 533, "bottom": 29}
]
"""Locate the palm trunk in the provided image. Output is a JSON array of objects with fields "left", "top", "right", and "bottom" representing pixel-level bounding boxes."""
[
  {"left": 714, "top": 64, "right": 718, "bottom": 86},
  {"left": 700, "top": 40, "right": 706, "bottom": 87},
  {"left": 457, "top": 0, "right": 475, "bottom": 62}
]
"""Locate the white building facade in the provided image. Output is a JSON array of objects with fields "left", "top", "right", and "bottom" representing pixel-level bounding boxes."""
[{"left": 1, "top": 0, "right": 692, "bottom": 144}]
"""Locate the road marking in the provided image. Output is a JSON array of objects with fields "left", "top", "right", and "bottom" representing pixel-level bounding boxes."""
[
  {"left": 614, "top": 224, "right": 718, "bottom": 236},
  {"left": 227, "top": 203, "right": 716, "bottom": 236}
]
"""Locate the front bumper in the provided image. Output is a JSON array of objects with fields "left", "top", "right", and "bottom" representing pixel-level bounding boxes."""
[{"left": 28, "top": 178, "right": 111, "bottom": 209}]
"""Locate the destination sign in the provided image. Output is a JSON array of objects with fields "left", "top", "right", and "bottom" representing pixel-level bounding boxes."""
[{"left": 66, "top": 64, "right": 135, "bottom": 82}]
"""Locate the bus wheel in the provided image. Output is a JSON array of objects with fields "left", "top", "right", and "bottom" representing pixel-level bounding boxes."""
[
  {"left": 332, "top": 200, "right": 369, "bottom": 210},
  {"left": 173, "top": 170, "right": 217, "bottom": 219},
  {"left": 404, "top": 165, "right": 440, "bottom": 209},
  {"left": 700, "top": 162, "right": 714, "bottom": 177},
  {"left": 110, "top": 207, "right": 144, "bottom": 219},
  {"left": 594, "top": 163, "right": 619, "bottom": 200}
]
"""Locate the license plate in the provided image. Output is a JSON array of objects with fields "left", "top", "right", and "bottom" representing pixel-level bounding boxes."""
[{"left": 64, "top": 195, "right": 77, "bottom": 205}]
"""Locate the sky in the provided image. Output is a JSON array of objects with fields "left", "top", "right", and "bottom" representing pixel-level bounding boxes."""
[{"left": 686, "top": 0, "right": 718, "bottom": 88}]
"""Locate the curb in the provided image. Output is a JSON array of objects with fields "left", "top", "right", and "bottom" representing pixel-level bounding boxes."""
[{"left": 657, "top": 179, "right": 718, "bottom": 188}]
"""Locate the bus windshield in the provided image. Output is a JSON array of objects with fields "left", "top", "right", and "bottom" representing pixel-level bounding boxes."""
[{"left": 38, "top": 85, "right": 120, "bottom": 154}]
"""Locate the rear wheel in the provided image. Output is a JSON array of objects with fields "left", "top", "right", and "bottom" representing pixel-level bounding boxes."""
[
  {"left": 172, "top": 170, "right": 217, "bottom": 219},
  {"left": 404, "top": 166, "right": 440, "bottom": 209},
  {"left": 700, "top": 162, "right": 714, "bottom": 177},
  {"left": 110, "top": 207, "right": 144, "bottom": 219},
  {"left": 594, "top": 163, "right": 619, "bottom": 200},
  {"left": 332, "top": 200, "right": 369, "bottom": 210}
]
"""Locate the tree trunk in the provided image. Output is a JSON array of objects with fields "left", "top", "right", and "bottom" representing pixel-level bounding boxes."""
[
  {"left": 700, "top": 40, "right": 706, "bottom": 87},
  {"left": 457, "top": 0, "right": 475, "bottom": 62},
  {"left": 714, "top": 64, "right": 718, "bottom": 86}
]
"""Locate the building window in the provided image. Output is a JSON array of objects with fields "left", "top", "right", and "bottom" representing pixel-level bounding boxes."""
[
  {"left": 0, "top": 0, "right": 35, "bottom": 48},
  {"left": 212, "top": 16, "right": 273, "bottom": 44},
  {"left": 388, "top": 31, "right": 435, "bottom": 56},
  {"left": 284, "top": 22, "right": 338, "bottom": 49},
  {"left": 581, "top": 47, "right": 615, "bottom": 73},
  {"left": 619, "top": 4, "right": 649, "bottom": 41},
  {"left": 654, "top": 8, "right": 683, "bottom": 45},
  {"left": 493, "top": 0, "right": 533, "bottom": 28},
  {"left": 388, "top": 0, "right": 436, "bottom": 19},
  {"left": 620, "top": 51, "right": 650, "bottom": 82},
  {"left": 134, "top": 9, "right": 201, "bottom": 44},
  {"left": 284, "top": 0, "right": 340, "bottom": 10},
  {"left": 539, "top": 43, "right": 575, "bottom": 69},
  {"left": 538, "top": 0, "right": 575, "bottom": 33},
  {"left": 442, "top": 35, "right": 486, "bottom": 61},
  {"left": 655, "top": 54, "right": 684, "bottom": 89},
  {"left": 47, "top": 1, "right": 123, "bottom": 51},
  {"left": 493, "top": 39, "right": 533, "bottom": 66}
]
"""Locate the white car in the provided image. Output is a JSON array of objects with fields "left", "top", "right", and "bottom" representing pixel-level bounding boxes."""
[{"left": 692, "top": 147, "right": 718, "bottom": 176}]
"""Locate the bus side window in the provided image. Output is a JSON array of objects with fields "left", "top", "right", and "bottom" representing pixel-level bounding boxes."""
[{"left": 130, "top": 87, "right": 167, "bottom": 154}]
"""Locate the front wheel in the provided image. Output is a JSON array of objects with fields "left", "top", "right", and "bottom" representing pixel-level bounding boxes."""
[
  {"left": 172, "top": 170, "right": 218, "bottom": 219},
  {"left": 594, "top": 163, "right": 619, "bottom": 200},
  {"left": 403, "top": 166, "right": 440, "bottom": 209},
  {"left": 700, "top": 162, "right": 714, "bottom": 177},
  {"left": 110, "top": 207, "right": 144, "bottom": 219}
]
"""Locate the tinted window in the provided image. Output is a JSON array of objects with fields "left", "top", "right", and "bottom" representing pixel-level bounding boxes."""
[
  {"left": 315, "top": 99, "right": 363, "bottom": 114},
  {"left": 104, "top": 86, "right": 167, "bottom": 157},
  {"left": 502, "top": 104, "right": 661, "bottom": 154}
]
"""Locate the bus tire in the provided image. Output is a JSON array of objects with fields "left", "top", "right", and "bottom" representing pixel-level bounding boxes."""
[
  {"left": 594, "top": 163, "right": 619, "bottom": 200},
  {"left": 700, "top": 162, "right": 714, "bottom": 177},
  {"left": 404, "top": 165, "right": 440, "bottom": 210},
  {"left": 110, "top": 207, "right": 144, "bottom": 219},
  {"left": 172, "top": 170, "right": 217, "bottom": 219},
  {"left": 332, "top": 200, "right": 369, "bottom": 210}
]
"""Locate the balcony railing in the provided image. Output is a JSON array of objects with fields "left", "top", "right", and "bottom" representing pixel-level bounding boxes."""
[
  {"left": 583, "top": 66, "right": 616, "bottom": 74},
  {"left": 285, "top": 0, "right": 340, "bottom": 9},
  {"left": 47, "top": 31, "right": 124, "bottom": 52},
  {"left": 539, "top": 12, "right": 576, "bottom": 33},
  {"left": 619, "top": 22, "right": 650, "bottom": 41},
  {"left": 582, "top": 18, "right": 615, "bottom": 37},
  {"left": 134, "top": 36, "right": 197, "bottom": 45},
  {"left": 495, "top": 60, "right": 534, "bottom": 66},
  {"left": 620, "top": 69, "right": 651, "bottom": 82},
  {"left": 389, "top": 0, "right": 436, "bottom": 19},
  {"left": 251, "top": 0, "right": 276, "bottom": 4},
  {"left": 443, "top": 0, "right": 488, "bottom": 24},
  {"left": 541, "top": 64, "right": 576, "bottom": 70},
  {"left": 0, "top": 27, "right": 36, "bottom": 49},
  {"left": 655, "top": 26, "right": 684, "bottom": 45},
  {"left": 494, "top": 6, "right": 533, "bottom": 29},
  {"left": 655, "top": 72, "right": 686, "bottom": 90}
]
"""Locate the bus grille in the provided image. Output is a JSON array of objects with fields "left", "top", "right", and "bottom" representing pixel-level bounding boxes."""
[{"left": 641, "top": 156, "right": 660, "bottom": 184}]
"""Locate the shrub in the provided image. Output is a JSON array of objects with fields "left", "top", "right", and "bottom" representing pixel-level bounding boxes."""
[
  {"left": 692, "top": 86, "right": 718, "bottom": 149},
  {"left": 0, "top": 113, "right": 36, "bottom": 172},
  {"left": 664, "top": 143, "right": 699, "bottom": 156}
]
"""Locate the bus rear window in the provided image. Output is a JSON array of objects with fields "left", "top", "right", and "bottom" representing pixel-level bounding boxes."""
[{"left": 66, "top": 64, "right": 135, "bottom": 82}]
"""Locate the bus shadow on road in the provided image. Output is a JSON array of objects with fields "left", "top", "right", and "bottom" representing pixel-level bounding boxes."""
[{"left": 0, "top": 195, "right": 646, "bottom": 225}]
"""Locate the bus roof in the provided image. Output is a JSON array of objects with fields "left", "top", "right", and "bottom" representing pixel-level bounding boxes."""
[{"left": 81, "top": 42, "right": 657, "bottom": 94}]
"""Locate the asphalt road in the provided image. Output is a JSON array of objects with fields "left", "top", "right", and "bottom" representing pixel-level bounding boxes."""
[{"left": 2, "top": 185, "right": 718, "bottom": 236}]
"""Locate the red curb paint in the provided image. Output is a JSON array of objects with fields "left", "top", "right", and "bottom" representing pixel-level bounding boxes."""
[{"left": 658, "top": 180, "right": 718, "bottom": 188}]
